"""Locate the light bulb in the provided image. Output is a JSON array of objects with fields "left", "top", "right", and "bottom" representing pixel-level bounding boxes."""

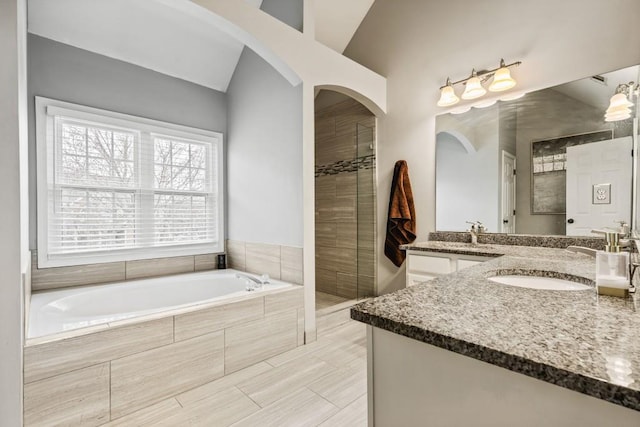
[
  {"left": 461, "top": 71, "right": 486, "bottom": 100},
  {"left": 607, "top": 92, "right": 633, "bottom": 110},
  {"left": 489, "top": 67, "right": 516, "bottom": 92},
  {"left": 437, "top": 82, "right": 459, "bottom": 107}
]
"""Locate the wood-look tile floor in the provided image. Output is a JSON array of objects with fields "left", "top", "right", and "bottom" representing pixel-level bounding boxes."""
[{"left": 104, "top": 320, "right": 367, "bottom": 427}]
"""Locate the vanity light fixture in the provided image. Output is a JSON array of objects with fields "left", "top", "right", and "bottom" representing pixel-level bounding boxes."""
[
  {"left": 436, "top": 78, "right": 460, "bottom": 107},
  {"left": 461, "top": 69, "right": 487, "bottom": 100},
  {"left": 605, "top": 82, "right": 637, "bottom": 122},
  {"left": 437, "top": 58, "right": 522, "bottom": 108}
]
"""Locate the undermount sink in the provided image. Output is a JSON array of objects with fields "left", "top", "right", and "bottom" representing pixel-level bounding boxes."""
[{"left": 487, "top": 275, "right": 591, "bottom": 291}]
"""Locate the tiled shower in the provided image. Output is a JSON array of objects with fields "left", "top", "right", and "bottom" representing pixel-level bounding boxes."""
[{"left": 315, "top": 96, "right": 376, "bottom": 300}]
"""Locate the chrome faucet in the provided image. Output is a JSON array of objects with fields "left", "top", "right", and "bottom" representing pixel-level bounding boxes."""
[
  {"left": 236, "top": 273, "right": 270, "bottom": 291},
  {"left": 466, "top": 221, "right": 485, "bottom": 245}
]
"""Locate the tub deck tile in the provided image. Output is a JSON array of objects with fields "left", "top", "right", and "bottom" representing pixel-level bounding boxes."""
[
  {"left": 174, "top": 297, "right": 264, "bottom": 342},
  {"left": 264, "top": 286, "right": 304, "bottom": 315},
  {"left": 110, "top": 330, "right": 225, "bottom": 419},
  {"left": 24, "top": 317, "right": 174, "bottom": 384},
  {"left": 224, "top": 309, "right": 298, "bottom": 374},
  {"left": 24, "top": 363, "right": 110, "bottom": 427}
]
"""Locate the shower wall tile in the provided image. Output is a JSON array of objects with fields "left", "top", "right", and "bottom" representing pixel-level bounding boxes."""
[
  {"left": 24, "top": 363, "right": 110, "bottom": 427},
  {"left": 110, "top": 331, "right": 225, "bottom": 418},
  {"left": 174, "top": 297, "right": 264, "bottom": 342},
  {"left": 358, "top": 222, "right": 376, "bottom": 251},
  {"left": 245, "top": 242, "right": 281, "bottom": 280},
  {"left": 226, "top": 240, "right": 246, "bottom": 270},
  {"left": 357, "top": 249, "right": 376, "bottom": 278},
  {"left": 314, "top": 97, "right": 377, "bottom": 299},
  {"left": 336, "top": 273, "right": 357, "bottom": 299},
  {"left": 316, "top": 198, "right": 337, "bottom": 223},
  {"left": 357, "top": 274, "right": 376, "bottom": 298},
  {"left": 334, "top": 247, "right": 357, "bottom": 275},
  {"left": 336, "top": 222, "right": 357, "bottom": 249},
  {"left": 316, "top": 268, "right": 338, "bottom": 295},
  {"left": 315, "top": 116, "right": 335, "bottom": 141},
  {"left": 224, "top": 309, "right": 298, "bottom": 374},
  {"left": 336, "top": 173, "right": 357, "bottom": 198},
  {"left": 31, "top": 251, "right": 125, "bottom": 291},
  {"left": 333, "top": 197, "right": 357, "bottom": 222},
  {"left": 24, "top": 317, "right": 174, "bottom": 384},
  {"left": 126, "top": 256, "right": 194, "bottom": 280},
  {"left": 315, "top": 223, "right": 337, "bottom": 248},
  {"left": 357, "top": 168, "right": 375, "bottom": 196}
]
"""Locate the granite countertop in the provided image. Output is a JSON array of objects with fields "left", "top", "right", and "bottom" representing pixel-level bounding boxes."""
[{"left": 352, "top": 242, "right": 640, "bottom": 411}]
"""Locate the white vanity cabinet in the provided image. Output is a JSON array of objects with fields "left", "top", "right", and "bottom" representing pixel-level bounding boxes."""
[{"left": 406, "top": 250, "right": 492, "bottom": 287}]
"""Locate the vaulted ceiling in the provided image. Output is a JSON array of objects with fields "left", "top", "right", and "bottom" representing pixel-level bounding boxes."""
[{"left": 27, "top": 0, "right": 375, "bottom": 92}]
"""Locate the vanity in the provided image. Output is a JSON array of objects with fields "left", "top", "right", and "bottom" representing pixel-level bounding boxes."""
[{"left": 352, "top": 237, "right": 640, "bottom": 426}]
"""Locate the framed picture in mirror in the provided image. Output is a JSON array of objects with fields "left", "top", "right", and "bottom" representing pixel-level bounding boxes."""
[{"left": 530, "top": 129, "right": 613, "bottom": 214}]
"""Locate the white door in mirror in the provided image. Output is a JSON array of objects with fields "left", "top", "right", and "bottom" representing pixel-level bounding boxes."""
[{"left": 566, "top": 137, "right": 632, "bottom": 236}]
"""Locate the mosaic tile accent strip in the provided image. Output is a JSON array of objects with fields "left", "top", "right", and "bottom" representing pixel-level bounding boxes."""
[{"left": 315, "top": 154, "right": 375, "bottom": 177}]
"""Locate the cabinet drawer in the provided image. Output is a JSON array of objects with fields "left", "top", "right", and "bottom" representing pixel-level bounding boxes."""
[
  {"left": 457, "top": 259, "right": 483, "bottom": 270},
  {"left": 408, "top": 254, "right": 452, "bottom": 275},
  {"left": 407, "top": 273, "right": 438, "bottom": 287}
]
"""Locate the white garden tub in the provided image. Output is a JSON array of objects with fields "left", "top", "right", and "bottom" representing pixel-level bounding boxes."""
[{"left": 28, "top": 268, "right": 291, "bottom": 338}]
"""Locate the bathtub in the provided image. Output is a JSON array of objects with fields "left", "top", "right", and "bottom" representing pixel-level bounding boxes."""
[
  {"left": 28, "top": 268, "right": 292, "bottom": 339},
  {"left": 24, "top": 268, "right": 304, "bottom": 424}
]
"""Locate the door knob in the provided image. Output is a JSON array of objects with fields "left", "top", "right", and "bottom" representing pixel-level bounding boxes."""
[
  {"left": 567, "top": 218, "right": 575, "bottom": 224},
  {"left": 503, "top": 219, "right": 509, "bottom": 224}
]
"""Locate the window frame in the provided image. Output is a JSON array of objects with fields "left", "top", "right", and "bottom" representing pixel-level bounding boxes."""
[{"left": 35, "top": 96, "right": 225, "bottom": 268}]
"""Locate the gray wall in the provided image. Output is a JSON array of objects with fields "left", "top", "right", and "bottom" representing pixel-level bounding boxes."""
[
  {"left": 224, "top": 0, "right": 303, "bottom": 247},
  {"left": 27, "top": 34, "right": 228, "bottom": 249},
  {"left": 226, "top": 47, "right": 303, "bottom": 247}
]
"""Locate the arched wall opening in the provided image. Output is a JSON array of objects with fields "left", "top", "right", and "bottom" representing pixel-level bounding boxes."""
[{"left": 313, "top": 89, "right": 378, "bottom": 310}]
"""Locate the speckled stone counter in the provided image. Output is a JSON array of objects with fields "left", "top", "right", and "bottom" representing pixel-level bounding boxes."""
[
  {"left": 428, "top": 231, "right": 606, "bottom": 249},
  {"left": 351, "top": 243, "right": 640, "bottom": 412}
]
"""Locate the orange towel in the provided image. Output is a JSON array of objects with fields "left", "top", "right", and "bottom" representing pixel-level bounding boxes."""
[{"left": 384, "top": 160, "right": 416, "bottom": 267}]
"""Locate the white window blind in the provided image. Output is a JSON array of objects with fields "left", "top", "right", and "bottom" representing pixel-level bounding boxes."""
[{"left": 36, "top": 97, "right": 224, "bottom": 267}]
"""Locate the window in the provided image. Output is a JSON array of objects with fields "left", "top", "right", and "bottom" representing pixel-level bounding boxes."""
[{"left": 36, "top": 97, "right": 224, "bottom": 267}]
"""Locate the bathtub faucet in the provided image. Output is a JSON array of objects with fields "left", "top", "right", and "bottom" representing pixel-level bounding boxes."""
[{"left": 236, "top": 273, "right": 270, "bottom": 291}]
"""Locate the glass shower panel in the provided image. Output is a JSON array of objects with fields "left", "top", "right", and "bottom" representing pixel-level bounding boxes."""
[{"left": 356, "top": 123, "right": 376, "bottom": 298}]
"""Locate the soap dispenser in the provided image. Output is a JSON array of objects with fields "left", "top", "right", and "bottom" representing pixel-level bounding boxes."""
[{"left": 595, "top": 232, "right": 630, "bottom": 297}]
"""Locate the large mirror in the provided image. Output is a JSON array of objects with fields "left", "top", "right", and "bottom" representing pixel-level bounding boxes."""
[{"left": 436, "top": 64, "right": 640, "bottom": 236}]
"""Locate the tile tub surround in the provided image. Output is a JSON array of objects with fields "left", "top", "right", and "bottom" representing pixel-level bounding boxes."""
[
  {"left": 352, "top": 246, "right": 640, "bottom": 412},
  {"left": 30, "top": 250, "right": 222, "bottom": 291},
  {"left": 428, "top": 231, "right": 607, "bottom": 250},
  {"left": 23, "top": 285, "right": 304, "bottom": 425},
  {"left": 226, "top": 240, "right": 304, "bottom": 285}
]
